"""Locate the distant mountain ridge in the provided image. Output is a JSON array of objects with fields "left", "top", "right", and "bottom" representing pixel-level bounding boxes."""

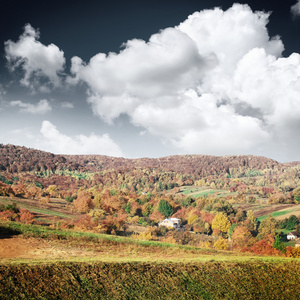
[
  {"left": 0, "top": 144, "right": 298, "bottom": 176},
  {"left": 66, "top": 154, "right": 283, "bottom": 176}
]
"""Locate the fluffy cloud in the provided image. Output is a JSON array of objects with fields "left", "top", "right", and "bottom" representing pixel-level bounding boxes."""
[
  {"left": 5, "top": 24, "right": 65, "bottom": 91},
  {"left": 39, "top": 121, "right": 123, "bottom": 156},
  {"left": 66, "top": 4, "right": 300, "bottom": 161},
  {"left": 291, "top": 1, "right": 300, "bottom": 17},
  {"left": 10, "top": 99, "right": 52, "bottom": 114}
]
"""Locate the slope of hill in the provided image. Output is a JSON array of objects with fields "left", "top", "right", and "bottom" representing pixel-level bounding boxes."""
[
  {"left": 66, "top": 154, "right": 284, "bottom": 176},
  {"left": 0, "top": 144, "right": 291, "bottom": 177},
  {"left": 0, "top": 144, "right": 82, "bottom": 173}
]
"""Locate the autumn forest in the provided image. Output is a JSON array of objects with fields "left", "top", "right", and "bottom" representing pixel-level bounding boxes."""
[{"left": 1, "top": 143, "right": 300, "bottom": 258}]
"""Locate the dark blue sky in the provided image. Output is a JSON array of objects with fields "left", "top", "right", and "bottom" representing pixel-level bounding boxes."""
[
  {"left": 1, "top": 0, "right": 300, "bottom": 161},
  {"left": 1, "top": 0, "right": 298, "bottom": 61}
]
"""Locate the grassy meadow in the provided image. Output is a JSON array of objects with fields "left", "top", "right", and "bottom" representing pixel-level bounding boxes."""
[{"left": 1, "top": 220, "right": 300, "bottom": 299}]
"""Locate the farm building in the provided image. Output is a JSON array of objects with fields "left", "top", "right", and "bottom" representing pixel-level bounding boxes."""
[
  {"left": 158, "top": 218, "right": 181, "bottom": 229},
  {"left": 295, "top": 240, "right": 300, "bottom": 248},
  {"left": 287, "top": 231, "right": 300, "bottom": 240}
]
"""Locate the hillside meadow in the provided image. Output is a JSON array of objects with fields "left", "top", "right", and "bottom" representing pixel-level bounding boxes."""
[{"left": 1, "top": 221, "right": 300, "bottom": 299}]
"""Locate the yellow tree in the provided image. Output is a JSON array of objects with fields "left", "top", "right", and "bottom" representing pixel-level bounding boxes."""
[
  {"left": 245, "top": 209, "right": 257, "bottom": 232},
  {"left": 258, "top": 215, "right": 277, "bottom": 238},
  {"left": 212, "top": 212, "right": 231, "bottom": 237},
  {"left": 214, "top": 238, "right": 228, "bottom": 250},
  {"left": 46, "top": 185, "right": 59, "bottom": 198}
]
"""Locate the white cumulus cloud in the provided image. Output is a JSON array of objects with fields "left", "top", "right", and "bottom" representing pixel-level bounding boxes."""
[
  {"left": 66, "top": 4, "right": 300, "bottom": 161},
  {"left": 291, "top": 1, "right": 300, "bottom": 18},
  {"left": 5, "top": 24, "right": 65, "bottom": 92},
  {"left": 39, "top": 120, "right": 123, "bottom": 156},
  {"left": 10, "top": 99, "right": 52, "bottom": 114}
]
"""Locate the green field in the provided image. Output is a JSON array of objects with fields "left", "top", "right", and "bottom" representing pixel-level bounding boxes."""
[
  {"left": 179, "top": 186, "right": 233, "bottom": 198},
  {"left": 257, "top": 209, "right": 295, "bottom": 222},
  {"left": 0, "top": 197, "right": 72, "bottom": 220}
]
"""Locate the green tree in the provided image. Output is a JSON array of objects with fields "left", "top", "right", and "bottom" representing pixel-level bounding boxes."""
[
  {"left": 286, "top": 215, "right": 299, "bottom": 230},
  {"left": 273, "top": 235, "right": 286, "bottom": 253},
  {"left": 258, "top": 215, "right": 277, "bottom": 238},
  {"left": 293, "top": 187, "right": 300, "bottom": 203},
  {"left": 125, "top": 202, "right": 131, "bottom": 214},
  {"left": 158, "top": 199, "right": 173, "bottom": 218}
]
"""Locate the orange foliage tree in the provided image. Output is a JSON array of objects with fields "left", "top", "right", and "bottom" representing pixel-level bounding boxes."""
[
  {"left": 19, "top": 209, "right": 34, "bottom": 224},
  {"left": 100, "top": 210, "right": 127, "bottom": 234},
  {"left": 12, "top": 183, "right": 27, "bottom": 197},
  {"left": 25, "top": 186, "right": 42, "bottom": 200},
  {"left": 242, "top": 235, "right": 281, "bottom": 256},
  {"left": 232, "top": 226, "right": 254, "bottom": 248},
  {"left": 0, "top": 182, "right": 13, "bottom": 196},
  {"left": 102, "top": 196, "right": 121, "bottom": 214},
  {"left": 73, "top": 191, "right": 94, "bottom": 213},
  {"left": 149, "top": 211, "right": 165, "bottom": 223},
  {"left": 74, "top": 215, "right": 96, "bottom": 231}
]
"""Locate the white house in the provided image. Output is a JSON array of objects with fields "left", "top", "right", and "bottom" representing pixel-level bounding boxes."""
[
  {"left": 158, "top": 218, "right": 181, "bottom": 229},
  {"left": 287, "top": 231, "right": 300, "bottom": 240}
]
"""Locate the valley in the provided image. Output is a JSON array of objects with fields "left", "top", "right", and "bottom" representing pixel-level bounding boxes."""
[{"left": 1, "top": 144, "right": 300, "bottom": 298}]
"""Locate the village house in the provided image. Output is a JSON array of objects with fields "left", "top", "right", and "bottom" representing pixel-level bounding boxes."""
[
  {"left": 294, "top": 240, "right": 300, "bottom": 248},
  {"left": 287, "top": 231, "right": 300, "bottom": 240},
  {"left": 158, "top": 218, "right": 181, "bottom": 229}
]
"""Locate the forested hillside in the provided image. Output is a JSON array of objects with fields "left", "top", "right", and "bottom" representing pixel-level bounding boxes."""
[
  {"left": 1, "top": 143, "right": 300, "bottom": 257},
  {"left": 0, "top": 144, "right": 290, "bottom": 176}
]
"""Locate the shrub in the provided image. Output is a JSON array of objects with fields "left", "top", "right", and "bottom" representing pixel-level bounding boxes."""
[
  {"left": 75, "top": 215, "right": 96, "bottom": 231},
  {"left": 19, "top": 209, "right": 34, "bottom": 224},
  {"left": 214, "top": 238, "right": 228, "bottom": 250},
  {"left": 65, "top": 196, "right": 74, "bottom": 203},
  {"left": 100, "top": 211, "right": 127, "bottom": 234},
  {"left": 0, "top": 210, "right": 18, "bottom": 221},
  {"left": 242, "top": 235, "right": 282, "bottom": 256},
  {"left": 133, "top": 226, "right": 159, "bottom": 241}
]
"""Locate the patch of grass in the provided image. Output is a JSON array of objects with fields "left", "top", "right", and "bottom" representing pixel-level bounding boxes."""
[
  {"left": 0, "top": 197, "right": 72, "bottom": 219},
  {"left": 257, "top": 209, "right": 295, "bottom": 222},
  {"left": 0, "top": 221, "right": 295, "bottom": 266},
  {"left": 179, "top": 186, "right": 234, "bottom": 199},
  {"left": 278, "top": 228, "right": 291, "bottom": 235},
  {"left": 0, "top": 221, "right": 210, "bottom": 252},
  {"left": 272, "top": 210, "right": 294, "bottom": 217},
  {"left": 193, "top": 190, "right": 217, "bottom": 198}
]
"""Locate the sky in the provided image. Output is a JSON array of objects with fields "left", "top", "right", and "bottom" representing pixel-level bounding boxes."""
[{"left": 0, "top": 0, "right": 300, "bottom": 162}]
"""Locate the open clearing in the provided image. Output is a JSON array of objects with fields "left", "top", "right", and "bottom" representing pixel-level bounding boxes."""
[
  {"left": 0, "top": 235, "right": 253, "bottom": 264},
  {"left": 0, "top": 221, "right": 292, "bottom": 264},
  {"left": 0, "top": 196, "right": 79, "bottom": 224},
  {"left": 0, "top": 236, "right": 111, "bottom": 261}
]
